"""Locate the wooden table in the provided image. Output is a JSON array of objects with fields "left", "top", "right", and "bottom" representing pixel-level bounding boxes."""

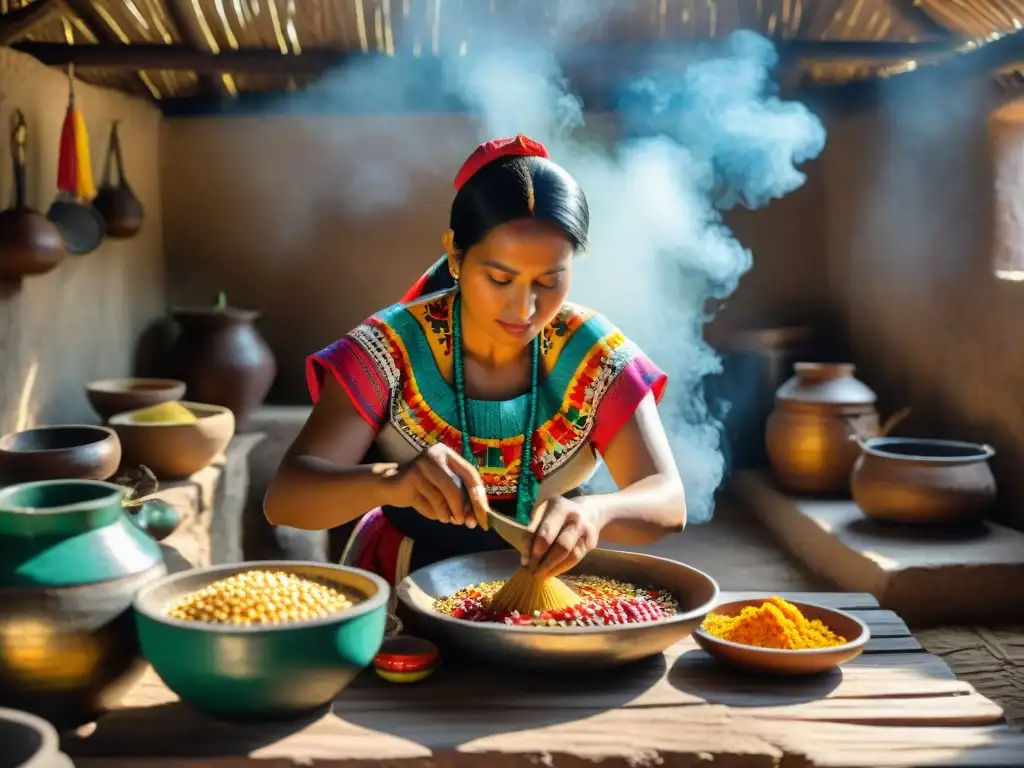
[{"left": 64, "top": 591, "right": 1024, "bottom": 768}]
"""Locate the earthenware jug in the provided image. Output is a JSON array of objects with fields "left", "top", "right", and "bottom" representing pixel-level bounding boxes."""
[
  {"left": 766, "top": 363, "right": 908, "bottom": 496},
  {"left": 0, "top": 479, "right": 166, "bottom": 728},
  {"left": 165, "top": 294, "right": 276, "bottom": 429}
]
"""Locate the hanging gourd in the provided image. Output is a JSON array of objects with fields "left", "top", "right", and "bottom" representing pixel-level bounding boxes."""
[{"left": 47, "top": 64, "right": 105, "bottom": 255}]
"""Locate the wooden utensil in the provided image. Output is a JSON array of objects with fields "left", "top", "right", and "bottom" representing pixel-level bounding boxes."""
[{"left": 478, "top": 506, "right": 534, "bottom": 556}]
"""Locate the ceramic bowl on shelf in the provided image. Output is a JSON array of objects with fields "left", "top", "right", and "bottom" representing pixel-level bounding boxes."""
[
  {"left": 0, "top": 424, "right": 121, "bottom": 484},
  {"left": 86, "top": 378, "right": 187, "bottom": 422},
  {"left": 132, "top": 561, "right": 389, "bottom": 721},
  {"left": 0, "top": 707, "right": 74, "bottom": 768},
  {"left": 108, "top": 401, "right": 235, "bottom": 479},
  {"left": 693, "top": 598, "right": 870, "bottom": 675}
]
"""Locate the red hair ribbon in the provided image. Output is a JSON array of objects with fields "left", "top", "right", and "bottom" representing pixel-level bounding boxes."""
[{"left": 453, "top": 133, "right": 550, "bottom": 191}]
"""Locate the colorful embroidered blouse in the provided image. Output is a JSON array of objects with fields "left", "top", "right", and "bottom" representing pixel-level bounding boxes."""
[{"left": 307, "top": 290, "right": 667, "bottom": 557}]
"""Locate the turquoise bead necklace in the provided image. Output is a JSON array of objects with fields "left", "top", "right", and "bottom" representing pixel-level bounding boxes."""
[{"left": 451, "top": 294, "right": 540, "bottom": 525}]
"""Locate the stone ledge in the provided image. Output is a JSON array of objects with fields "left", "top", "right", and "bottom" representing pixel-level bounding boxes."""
[
  {"left": 156, "top": 433, "right": 266, "bottom": 571},
  {"left": 730, "top": 470, "right": 1024, "bottom": 627}
]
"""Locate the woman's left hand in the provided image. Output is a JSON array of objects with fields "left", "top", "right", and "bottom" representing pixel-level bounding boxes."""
[{"left": 527, "top": 496, "right": 603, "bottom": 580}]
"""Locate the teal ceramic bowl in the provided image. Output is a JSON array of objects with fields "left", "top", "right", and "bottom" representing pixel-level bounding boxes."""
[{"left": 133, "top": 561, "right": 389, "bottom": 720}]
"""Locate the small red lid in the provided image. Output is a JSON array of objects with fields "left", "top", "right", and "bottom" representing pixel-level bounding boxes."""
[{"left": 373, "top": 636, "right": 439, "bottom": 673}]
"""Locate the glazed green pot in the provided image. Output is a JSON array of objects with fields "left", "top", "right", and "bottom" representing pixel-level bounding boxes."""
[
  {"left": 0, "top": 480, "right": 167, "bottom": 727},
  {"left": 133, "top": 561, "right": 389, "bottom": 720}
]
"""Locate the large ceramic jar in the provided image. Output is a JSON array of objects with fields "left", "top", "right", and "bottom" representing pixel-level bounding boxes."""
[
  {"left": 166, "top": 299, "right": 276, "bottom": 428},
  {"left": 766, "top": 363, "right": 880, "bottom": 496},
  {"left": 0, "top": 479, "right": 166, "bottom": 728}
]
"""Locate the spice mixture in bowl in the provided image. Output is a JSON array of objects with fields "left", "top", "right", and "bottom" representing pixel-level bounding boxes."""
[
  {"left": 434, "top": 574, "right": 680, "bottom": 628},
  {"left": 694, "top": 597, "right": 870, "bottom": 675},
  {"left": 398, "top": 548, "right": 719, "bottom": 669},
  {"left": 133, "top": 561, "right": 389, "bottom": 720}
]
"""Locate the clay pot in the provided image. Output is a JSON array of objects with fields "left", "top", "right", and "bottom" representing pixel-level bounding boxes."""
[
  {"left": 0, "top": 425, "right": 121, "bottom": 484},
  {"left": 166, "top": 305, "right": 276, "bottom": 428},
  {"left": 109, "top": 401, "right": 236, "bottom": 479},
  {"left": 851, "top": 437, "right": 997, "bottom": 525},
  {"left": 0, "top": 708, "right": 74, "bottom": 768},
  {"left": 0, "top": 479, "right": 167, "bottom": 728},
  {"left": 765, "top": 363, "right": 907, "bottom": 496},
  {"left": 86, "top": 377, "right": 187, "bottom": 422}
]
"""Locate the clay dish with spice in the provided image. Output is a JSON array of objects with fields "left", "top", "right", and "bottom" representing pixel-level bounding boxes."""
[
  {"left": 108, "top": 401, "right": 234, "bottom": 480},
  {"left": 693, "top": 598, "right": 869, "bottom": 675}
]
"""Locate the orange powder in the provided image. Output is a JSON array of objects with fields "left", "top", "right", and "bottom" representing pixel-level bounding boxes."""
[{"left": 701, "top": 596, "right": 847, "bottom": 650}]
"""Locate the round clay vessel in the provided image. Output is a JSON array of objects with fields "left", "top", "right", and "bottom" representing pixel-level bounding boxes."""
[
  {"left": 851, "top": 437, "right": 997, "bottom": 524},
  {"left": 0, "top": 707, "right": 74, "bottom": 768},
  {"left": 0, "top": 425, "right": 121, "bottom": 484},
  {"left": 108, "top": 401, "right": 235, "bottom": 480},
  {"left": 133, "top": 561, "right": 388, "bottom": 720},
  {"left": 766, "top": 363, "right": 879, "bottom": 496},
  {"left": 86, "top": 378, "right": 187, "bottom": 422},
  {"left": 166, "top": 306, "right": 276, "bottom": 428},
  {"left": 693, "top": 598, "right": 869, "bottom": 675},
  {"left": 0, "top": 480, "right": 166, "bottom": 728}
]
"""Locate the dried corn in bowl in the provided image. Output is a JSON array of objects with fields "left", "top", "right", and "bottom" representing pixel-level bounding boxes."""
[
  {"left": 132, "top": 561, "right": 390, "bottom": 720},
  {"left": 694, "top": 597, "right": 870, "bottom": 676},
  {"left": 397, "top": 548, "right": 720, "bottom": 670}
]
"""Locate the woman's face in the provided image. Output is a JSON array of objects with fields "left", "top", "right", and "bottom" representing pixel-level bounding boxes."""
[{"left": 456, "top": 219, "right": 574, "bottom": 349}]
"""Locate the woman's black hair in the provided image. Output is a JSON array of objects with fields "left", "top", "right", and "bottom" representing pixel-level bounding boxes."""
[{"left": 450, "top": 155, "right": 589, "bottom": 254}]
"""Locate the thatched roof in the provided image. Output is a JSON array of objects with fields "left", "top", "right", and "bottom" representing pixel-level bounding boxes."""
[{"left": 0, "top": 0, "right": 1022, "bottom": 106}]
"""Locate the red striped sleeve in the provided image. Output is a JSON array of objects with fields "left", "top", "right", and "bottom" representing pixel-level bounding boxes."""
[
  {"left": 589, "top": 355, "right": 668, "bottom": 456},
  {"left": 306, "top": 336, "right": 391, "bottom": 432}
]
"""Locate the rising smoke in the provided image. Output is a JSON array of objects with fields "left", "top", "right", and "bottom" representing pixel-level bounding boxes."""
[{"left": 299, "top": 19, "right": 826, "bottom": 524}]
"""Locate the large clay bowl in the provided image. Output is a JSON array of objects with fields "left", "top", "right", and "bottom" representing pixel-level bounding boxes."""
[
  {"left": 86, "top": 378, "right": 187, "bottom": 422},
  {"left": 0, "top": 425, "right": 121, "bottom": 484},
  {"left": 0, "top": 708, "right": 74, "bottom": 768},
  {"left": 133, "top": 561, "right": 389, "bottom": 720},
  {"left": 397, "top": 548, "right": 720, "bottom": 669},
  {"left": 108, "top": 401, "right": 235, "bottom": 479},
  {"left": 693, "top": 598, "right": 869, "bottom": 675}
]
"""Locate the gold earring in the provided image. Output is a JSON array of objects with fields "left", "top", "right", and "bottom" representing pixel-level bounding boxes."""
[{"left": 442, "top": 229, "right": 460, "bottom": 280}]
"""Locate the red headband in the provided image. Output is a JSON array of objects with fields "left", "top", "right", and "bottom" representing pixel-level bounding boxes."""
[{"left": 453, "top": 133, "right": 550, "bottom": 191}]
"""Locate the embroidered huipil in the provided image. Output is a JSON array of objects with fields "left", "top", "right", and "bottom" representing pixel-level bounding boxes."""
[{"left": 306, "top": 290, "right": 667, "bottom": 583}]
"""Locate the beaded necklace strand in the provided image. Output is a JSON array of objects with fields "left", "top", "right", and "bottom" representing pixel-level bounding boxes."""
[{"left": 451, "top": 294, "right": 540, "bottom": 525}]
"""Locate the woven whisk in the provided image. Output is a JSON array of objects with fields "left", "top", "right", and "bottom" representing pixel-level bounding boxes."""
[{"left": 486, "top": 567, "right": 582, "bottom": 615}]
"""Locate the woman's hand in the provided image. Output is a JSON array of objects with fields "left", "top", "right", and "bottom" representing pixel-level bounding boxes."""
[
  {"left": 390, "top": 444, "right": 488, "bottom": 527},
  {"left": 527, "top": 496, "right": 603, "bottom": 580}
]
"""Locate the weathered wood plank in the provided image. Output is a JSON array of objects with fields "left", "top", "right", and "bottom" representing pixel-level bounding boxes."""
[
  {"left": 68, "top": 704, "right": 1020, "bottom": 764},
  {"left": 743, "top": 718, "right": 1024, "bottom": 767},
  {"left": 112, "top": 647, "right": 971, "bottom": 726},
  {"left": 66, "top": 706, "right": 783, "bottom": 765}
]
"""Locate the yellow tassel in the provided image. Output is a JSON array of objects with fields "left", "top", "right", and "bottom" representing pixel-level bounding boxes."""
[
  {"left": 72, "top": 109, "right": 95, "bottom": 201},
  {"left": 486, "top": 567, "right": 582, "bottom": 616}
]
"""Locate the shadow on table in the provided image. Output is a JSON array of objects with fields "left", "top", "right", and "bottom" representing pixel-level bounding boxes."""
[
  {"left": 667, "top": 648, "right": 843, "bottom": 706},
  {"left": 62, "top": 701, "right": 325, "bottom": 758},
  {"left": 334, "top": 655, "right": 669, "bottom": 749}
]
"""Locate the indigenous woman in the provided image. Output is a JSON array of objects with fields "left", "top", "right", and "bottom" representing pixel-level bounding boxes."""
[{"left": 265, "top": 134, "right": 686, "bottom": 590}]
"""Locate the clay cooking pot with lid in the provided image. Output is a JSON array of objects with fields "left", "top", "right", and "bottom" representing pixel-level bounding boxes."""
[{"left": 766, "top": 363, "right": 908, "bottom": 496}]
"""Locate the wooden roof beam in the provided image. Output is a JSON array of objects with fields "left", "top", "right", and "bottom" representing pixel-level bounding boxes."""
[
  {"left": 161, "top": 0, "right": 230, "bottom": 98},
  {"left": 8, "top": 39, "right": 969, "bottom": 76},
  {"left": 0, "top": 0, "right": 66, "bottom": 46}
]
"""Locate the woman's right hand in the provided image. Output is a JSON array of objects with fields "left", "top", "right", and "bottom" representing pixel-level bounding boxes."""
[{"left": 388, "top": 444, "right": 489, "bottom": 528}]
